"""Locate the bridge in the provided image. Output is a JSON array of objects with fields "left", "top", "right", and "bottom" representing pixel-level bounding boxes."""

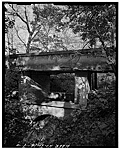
[{"left": 9, "top": 48, "right": 113, "bottom": 119}]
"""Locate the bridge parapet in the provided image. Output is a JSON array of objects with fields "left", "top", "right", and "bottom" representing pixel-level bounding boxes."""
[{"left": 9, "top": 48, "right": 112, "bottom": 71}]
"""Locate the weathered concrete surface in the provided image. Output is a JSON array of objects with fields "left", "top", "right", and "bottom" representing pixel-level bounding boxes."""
[
  {"left": 40, "top": 101, "right": 79, "bottom": 118},
  {"left": 23, "top": 101, "right": 79, "bottom": 121},
  {"left": 10, "top": 49, "right": 112, "bottom": 71},
  {"left": 75, "top": 72, "right": 90, "bottom": 107}
]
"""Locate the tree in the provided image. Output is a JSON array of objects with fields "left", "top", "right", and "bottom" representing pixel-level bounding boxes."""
[
  {"left": 4, "top": 5, "right": 30, "bottom": 145},
  {"left": 5, "top": 4, "right": 67, "bottom": 53},
  {"left": 64, "top": 4, "right": 116, "bottom": 75},
  {"left": 5, "top": 4, "right": 15, "bottom": 54},
  {"left": 5, "top": 8, "right": 15, "bottom": 34},
  {"left": 31, "top": 4, "right": 67, "bottom": 51}
]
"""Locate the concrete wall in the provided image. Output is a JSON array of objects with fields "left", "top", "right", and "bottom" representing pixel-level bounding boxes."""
[
  {"left": 12, "top": 50, "right": 112, "bottom": 71},
  {"left": 75, "top": 72, "right": 90, "bottom": 108},
  {"left": 22, "top": 101, "right": 79, "bottom": 121}
]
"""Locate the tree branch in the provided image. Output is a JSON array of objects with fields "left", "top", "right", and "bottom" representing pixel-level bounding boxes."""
[
  {"left": 82, "top": 39, "right": 91, "bottom": 49},
  {"left": 9, "top": 4, "right": 31, "bottom": 34},
  {"left": 14, "top": 26, "right": 27, "bottom": 48},
  {"left": 30, "top": 24, "right": 42, "bottom": 41},
  {"left": 93, "top": 25, "right": 108, "bottom": 53},
  {"left": 93, "top": 25, "right": 116, "bottom": 75},
  {"left": 6, "top": 32, "right": 10, "bottom": 55},
  {"left": 24, "top": 6, "right": 31, "bottom": 34},
  {"left": 31, "top": 30, "right": 40, "bottom": 41}
]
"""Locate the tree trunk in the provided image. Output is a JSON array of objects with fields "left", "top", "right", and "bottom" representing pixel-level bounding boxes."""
[
  {"left": 26, "top": 35, "right": 32, "bottom": 53},
  {"left": 99, "top": 38, "right": 116, "bottom": 76}
]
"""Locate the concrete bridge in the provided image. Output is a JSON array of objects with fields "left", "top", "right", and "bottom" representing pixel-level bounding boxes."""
[{"left": 9, "top": 48, "right": 113, "bottom": 119}]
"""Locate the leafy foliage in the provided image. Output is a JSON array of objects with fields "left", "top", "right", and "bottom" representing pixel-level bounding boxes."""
[
  {"left": 5, "top": 5, "right": 15, "bottom": 33},
  {"left": 6, "top": 4, "right": 67, "bottom": 53},
  {"left": 64, "top": 4, "right": 117, "bottom": 75},
  {"left": 31, "top": 4, "right": 67, "bottom": 51},
  {"left": 50, "top": 82, "right": 116, "bottom": 147},
  {"left": 5, "top": 16, "right": 15, "bottom": 33},
  {"left": 4, "top": 67, "right": 116, "bottom": 147},
  {"left": 5, "top": 69, "right": 19, "bottom": 95},
  {"left": 16, "top": 76, "right": 116, "bottom": 147},
  {"left": 66, "top": 4, "right": 116, "bottom": 48},
  {"left": 4, "top": 68, "right": 30, "bottom": 147},
  {"left": 5, "top": 4, "right": 15, "bottom": 53},
  {"left": 4, "top": 66, "right": 116, "bottom": 147}
]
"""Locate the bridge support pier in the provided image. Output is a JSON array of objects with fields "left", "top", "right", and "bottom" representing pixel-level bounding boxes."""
[
  {"left": 91, "top": 72, "right": 97, "bottom": 90},
  {"left": 74, "top": 71, "right": 90, "bottom": 108}
]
